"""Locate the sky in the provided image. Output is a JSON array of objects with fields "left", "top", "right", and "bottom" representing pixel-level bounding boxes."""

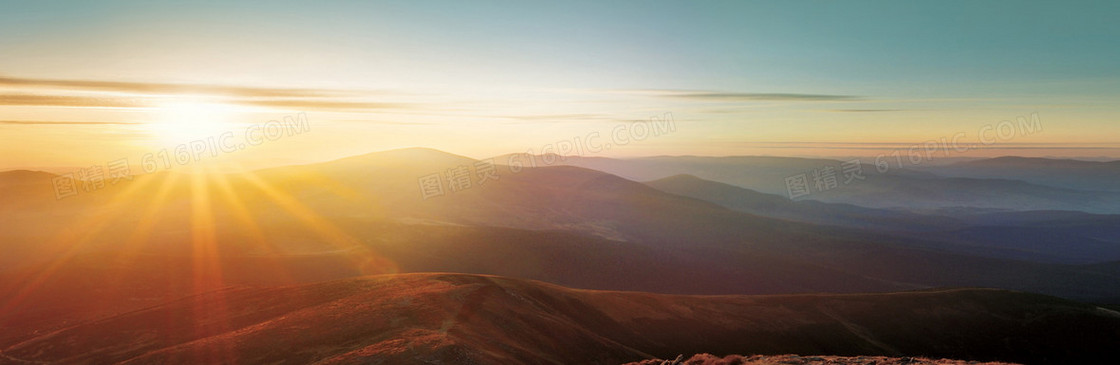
[{"left": 1, "top": 0, "right": 1119, "bottom": 171}]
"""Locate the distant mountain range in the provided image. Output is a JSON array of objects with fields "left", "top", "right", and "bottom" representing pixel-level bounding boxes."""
[
  {"left": 644, "top": 173, "right": 964, "bottom": 232},
  {"left": 923, "top": 156, "right": 1120, "bottom": 192},
  {"left": 643, "top": 173, "right": 1120, "bottom": 265},
  {"left": 502, "top": 153, "right": 1120, "bottom": 213},
  {"left": 2, "top": 149, "right": 1119, "bottom": 364}
]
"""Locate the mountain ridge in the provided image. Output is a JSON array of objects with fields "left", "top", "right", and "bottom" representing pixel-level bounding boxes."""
[{"left": 5, "top": 273, "right": 1117, "bottom": 365}]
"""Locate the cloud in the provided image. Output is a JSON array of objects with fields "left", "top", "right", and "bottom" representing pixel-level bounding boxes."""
[
  {"left": 823, "top": 109, "right": 901, "bottom": 113},
  {"left": 240, "top": 99, "right": 407, "bottom": 111},
  {"left": 0, "top": 75, "right": 360, "bottom": 98},
  {"left": 673, "top": 92, "right": 860, "bottom": 102},
  {"left": 0, "top": 120, "right": 141, "bottom": 125},
  {"left": 599, "top": 89, "right": 861, "bottom": 102},
  {"left": 493, "top": 113, "right": 609, "bottom": 123},
  {"left": 0, "top": 75, "right": 413, "bottom": 112},
  {"left": 331, "top": 119, "right": 436, "bottom": 125},
  {"left": 0, "top": 94, "right": 146, "bottom": 108}
]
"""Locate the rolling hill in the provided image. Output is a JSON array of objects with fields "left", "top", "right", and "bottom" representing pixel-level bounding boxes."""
[
  {"left": 6, "top": 148, "right": 1120, "bottom": 345},
  {"left": 3, "top": 273, "right": 1117, "bottom": 364},
  {"left": 644, "top": 174, "right": 1120, "bottom": 265},
  {"left": 508, "top": 154, "right": 1120, "bottom": 213},
  {"left": 924, "top": 156, "right": 1120, "bottom": 192},
  {"left": 644, "top": 174, "right": 963, "bottom": 232}
]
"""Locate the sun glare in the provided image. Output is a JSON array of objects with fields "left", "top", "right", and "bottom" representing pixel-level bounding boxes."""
[{"left": 148, "top": 99, "right": 240, "bottom": 145}]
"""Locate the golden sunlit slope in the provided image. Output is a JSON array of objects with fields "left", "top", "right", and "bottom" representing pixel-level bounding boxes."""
[
  {"left": 3, "top": 273, "right": 1118, "bottom": 365},
  {"left": 0, "top": 170, "right": 60, "bottom": 213}
]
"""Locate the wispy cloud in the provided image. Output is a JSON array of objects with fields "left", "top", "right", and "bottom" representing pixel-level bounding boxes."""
[
  {"left": 0, "top": 75, "right": 360, "bottom": 98},
  {"left": 672, "top": 92, "right": 860, "bottom": 102},
  {"left": 0, "top": 94, "right": 146, "bottom": 108},
  {"left": 331, "top": 119, "right": 436, "bottom": 125},
  {"left": 492, "top": 113, "right": 610, "bottom": 124},
  {"left": 595, "top": 89, "right": 862, "bottom": 102},
  {"left": 499, "top": 113, "right": 604, "bottom": 120},
  {"left": 239, "top": 99, "right": 407, "bottom": 111},
  {"left": 0, "top": 75, "right": 414, "bottom": 112},
  {"left": 0, "top": 120, "right": 142, "bottom": 125},
  {"left": 822, "top": 109, "right": 902, "bottom": 113}
]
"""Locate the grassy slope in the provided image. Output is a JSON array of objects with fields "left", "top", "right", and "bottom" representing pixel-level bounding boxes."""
[{"left": 4, "top": 273, "right": 1118, "bottom": 365}]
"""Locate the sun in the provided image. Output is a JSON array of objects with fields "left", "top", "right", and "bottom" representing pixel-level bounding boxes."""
[{"left": 147, "top": 99, "right": 240, "bottom": 145}]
